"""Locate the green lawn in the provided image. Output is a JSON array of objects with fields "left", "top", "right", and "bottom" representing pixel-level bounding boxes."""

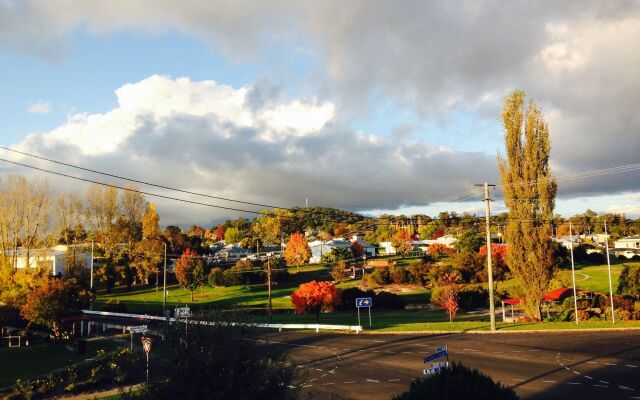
[
  {"left": 0, "top": 338, "right": 124, "bottom": 388},
  {"left": 556, "top": 261, "right": 640, "bottom": 293}
]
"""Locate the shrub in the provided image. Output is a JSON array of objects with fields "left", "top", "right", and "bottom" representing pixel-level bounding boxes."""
[
  {"left": 208, "top": 267, "right": 224, "bottom": 287},
  {"left": 331, "top": 260, "right": 350, "bottom": 282},
  {"left": 407, "top": 261, "right": 431, "bottom": 286},
  {"left": 617, "top": 265, "right": 640, "bottom": 297},
  {"left": 458, "top": 285, "right": 489, "bottom": 310},
  {"left": 390, "top": 266, "right": 411, "bottom": 284},
  {"left": 393, "top": 362, "right": 520, "bottom": 400},
  {"left": 375, "top": 291, "right": 406, "bottom": 309},
  {"left": 101, "top": 299, "right": 127, "bottom": 313},
  {"left": 338, "top": 287, "right": 376, "bottom": 311}
]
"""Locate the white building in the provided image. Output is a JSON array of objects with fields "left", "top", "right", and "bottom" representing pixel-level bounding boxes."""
[
  {"left": 381, "top": 234, "right": 457, "bottom": 255},
  {"left": 308, "top": 235, "right": 375, "bottom": 263},
  {"left": 14, "top": 244, "right": 92, "bottom": 276},
  {"left": 614, "top": 236, "right": 640, "bottom": 250}
]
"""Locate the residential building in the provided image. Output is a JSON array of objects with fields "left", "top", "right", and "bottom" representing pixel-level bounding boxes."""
[
  {"left": 614, "top": 236, "right": 640, "bottom": 250},
  {"left": 13, "top": 244, "right": 92, "bottom": 276}
]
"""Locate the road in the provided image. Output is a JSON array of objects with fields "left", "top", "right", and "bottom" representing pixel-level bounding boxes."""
[{"left": 261, "top": 330, "right": 640, "bottom": 400}]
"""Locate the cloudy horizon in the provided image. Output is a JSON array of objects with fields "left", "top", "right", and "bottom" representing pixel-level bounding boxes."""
[{"left": 1, "top": 1, "right": 639, "bottom": 226}]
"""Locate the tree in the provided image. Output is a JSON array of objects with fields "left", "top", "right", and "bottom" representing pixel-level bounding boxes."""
[
  {"left": 290, "top": 280, "right": 340, "bottom": 322},
  {"left": 454, "top": 227, "right": 484, "bottom": 253},
  {"left": 418, "top": 223, "right": 444, "bottom": 240},
  {"left": 432, "top": 272, "right": 461, "bottom": 322},
  {"left": 132, "top": 313, "right": 297, "bottom": 400},
  {"left": 224, "top": 227, "right": 243, "bottom": 244},
  {"left": 134, "top": 202, "right": 163, "bottom": 284},
  {"left": 20, "top": 277, "right": 93, "bottom": 338},
  {"left": 214, "top": 225, "right": 226, "bottom": 241},
  {"left": 284, "top": 232, "right": 311, "bottom": 271},
  {"left": 350, "top": 241, "right": 365, "bottom": 258},
  {"left": 498, "top": 89, "right": 558, "bottom": 320},
  {"left": 391, "top": 230, "right": 413, "bottom": 256},
  {"left": 174, "top": 249, "right": 205, "bottom": 301},
  {"left": 208, "top": 267, "right": 224, "bottom": 287}
]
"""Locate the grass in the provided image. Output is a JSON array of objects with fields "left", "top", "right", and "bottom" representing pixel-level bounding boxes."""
[
  {"left": 0, "top": 338, "right": 124, "bottom": 388},
  {"left": 556, "top": 261, "right": 640, "bottom": 293}
]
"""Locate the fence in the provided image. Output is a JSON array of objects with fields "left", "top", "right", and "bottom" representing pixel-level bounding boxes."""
[{"left": 81, "top": 310, "right": 363, "bottom": 333}]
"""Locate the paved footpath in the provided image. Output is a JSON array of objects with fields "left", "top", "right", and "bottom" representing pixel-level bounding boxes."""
[{"left": 261, "top": 330, "right": 640, "bottom": 400}]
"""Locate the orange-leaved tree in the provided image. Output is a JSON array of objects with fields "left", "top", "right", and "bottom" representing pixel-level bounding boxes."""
[
  {"left": 391, "top": 230, "right": 413, "bottom": 257},
  {"left": 21, "top": 277, "right": 94, "bottom": 338},
  {"left": 284, "top": 232, "right": 311, "bottom": 271},
  {"left": 291, "top": 280, "right": 340, "bottom": 322},
  {"left": 174, "top": 248, "right": 205, "bottom": 301},
  {"left": 350, "top": 241, "right": 365, "bottom": 258}
]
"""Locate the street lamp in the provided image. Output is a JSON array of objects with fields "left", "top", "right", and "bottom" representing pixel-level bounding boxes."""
[{"left": 144, "top": 237, "right": 168, "bottom": 314}]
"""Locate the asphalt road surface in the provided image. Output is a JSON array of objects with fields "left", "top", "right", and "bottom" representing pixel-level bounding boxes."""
[{"left": 261, "top": 330, "right": 640, "bottom": 400}]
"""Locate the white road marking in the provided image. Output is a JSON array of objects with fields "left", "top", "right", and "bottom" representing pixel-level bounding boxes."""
[
  {"left": 511, "top": 350, "right": 522, "bottom": 353},
  {"left": 414, "top": 344, "right": 430, "bottom": 347},
  {"left": 373, "top": 350, "right": 381, "bottom": 353},
  {"left": 315, "top": 368, "right": 324, "bottom": 372},
  {"left": 373, "top": 340, "right": 387, "bottom": 343},
  {"left": 626, "top": 365, "right": 638, "bottom": 368},
  {"left": 343, "top": 381, "right": 356, "bottom": 384},
  {"left": 308, "top": 378, "right": 317, "bottom": 382},
  {"left": 543, "top": 380, "right": 557, "bottom": 383},
  {"left": 619, "top": 385, "right": 634, "bottom": 391},
  {"left": 573, "top": 371, "right": 581, "bottom": 375},
  {"left": 463, "top": 348, "right": 479, "bottom": 352},
  {"left": 529, "top": 349, "right": 540, "bottom": 352},
  {"left": 302, "top": 385, "right": 313, "bottom": 388},
  {"left": 586, "top": 361, "right": 597, "bottom": 364},
  {"left": 385, "top": 351, "right": 396, "bottom": 354},
  {"left": 388, "top": 379, "right": 400, "bottom": 382},
  {"left": 584, "top": 376, "right": 593, "bottom": 380},
  {"left": 401, "top": 351, "right": 412, "bottom": 354},
  {"left": 605, "top": 362, "right": 617, "bottom": 366},
  {"left": 600, "top": 380, "right": 610, "bottom": 384},
  {"left": 493, "top": 351, "right": 504, "bottom": 354},
  {"left": 593, "top": 384, "right": 608, "bottom": 388},
  {"left": 366, "top": 379, "right": 380, "bottom": 383},
  {"left": 512, "top": 379, "right": 525, "bottom": 382},
  {"left": 321, "top": 374, "right": 327, "bottom": 378},
  {"left": 567, "top": 382, "right": 582, "bottom": 385},
  {"left": 323, "top": 383, "right": 335, "bottom": 386}
]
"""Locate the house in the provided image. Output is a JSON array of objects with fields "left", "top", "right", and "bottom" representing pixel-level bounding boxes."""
[
  {"left": 216, "top": 244, "right": 253, "bottom": 260},
  {"left": 381, "top": 234, "right": 457, "bottom": 255},
  {"left": 614, "top": 236, "right": 640, "bottom": 250},
  {"left": 14, "top": 244, "right": 92, "bottom": 276},
  {"left": 308, "top": 235, "right": 376, "bottom": 263},
  {"left": 554, "top": 234, "right": 582, "bottom": 250}
]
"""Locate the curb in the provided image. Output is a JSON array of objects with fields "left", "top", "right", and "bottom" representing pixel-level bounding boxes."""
[{"left": 359, "top": 327, "right": 640, "bottom": 335}]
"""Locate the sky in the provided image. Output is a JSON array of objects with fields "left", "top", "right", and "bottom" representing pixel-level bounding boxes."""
[{"left": 1, "top": 1, "right": 639, "bottom": 226}]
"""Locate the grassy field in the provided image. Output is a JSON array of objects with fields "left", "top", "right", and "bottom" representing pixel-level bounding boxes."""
[
  {"left": 0, "top": 338, "right": 124, "bottom": 388},
  {"left": 555, "top": 261, "right": 640, "bottom": 293},
  {"left": 95, "top": 261, "right": 431, "bottom": 315}
]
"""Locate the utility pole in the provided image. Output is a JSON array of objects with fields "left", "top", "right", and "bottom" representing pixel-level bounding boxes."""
[
  {"left": 90, "top": 241, "right": 95, "bottom": 310},
  {"left": 569, "top": 222, "right": 579, "bottom": 324},
  {"left": 476, "top": 182, "right": 496, "bottom": 332},
  {"left": 604, "top": 221, "right": 615, "bottom": 324},
  {"left": 266, "top": 257, "right": 273, "bottom": 322}
]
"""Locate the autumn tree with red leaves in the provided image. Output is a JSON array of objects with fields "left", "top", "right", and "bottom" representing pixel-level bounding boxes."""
[
  {"left": 284, "top": 232, "right": 311, "bottom": 271},
  {"left": 428, "top": 243, "right": 455, "bottom": 259},
  {"left": 432, "top": 272, "right": 461, "bottom": 322},
  {"left": 350, "top": 241, "right": 365, "bottom": 258},
  {"left": 175, "top": 248, "right": 205, "bottom": 301},
  {"left": 291, "top": 280, "right": 340, "bottom": 322},
  {"left": 214, "top": 225, "right": 226, "bottom": 241}
]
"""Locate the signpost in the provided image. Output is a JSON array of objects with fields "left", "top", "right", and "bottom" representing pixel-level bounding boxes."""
[
  {"left": 128, "top": 325, "right": 147, "bottom": 350},
  {"left": 355, "top": 297, "right": 372, "bottom": 327},
  {"left": 141, "top": 336, "right": 152, "bottom": 381},
  {"left": 175, "top": 306, "right": 190, "bottom": 344},
  {"left": 422, "top": 345, "right": 449, "bottom": 375}
]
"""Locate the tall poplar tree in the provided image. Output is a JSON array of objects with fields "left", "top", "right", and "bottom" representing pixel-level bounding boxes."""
[{"left": 498, "top": 89, "right": 557, "bottom": 320}]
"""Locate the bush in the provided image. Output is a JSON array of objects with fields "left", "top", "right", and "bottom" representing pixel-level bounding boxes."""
[
  {"left": 338, "top": 287, "right": 376, "bottom": 311},
  {"left": 375, "top": 291, "right": 406, "bottom": 309},
  {"left": 101, "top": 299, "right": 127, "bottom": 313},
  {"left": 208, "top": 267, "right": 224, "bottom": 287},
  {"left": 390, "top": 266, "right": 411, "bottom": 284},
  {"left": 407, "top": 261, "right": 431, "bottom": 286},
  {"left": 331, "top": 261, "right": 350, "bottom": 282},
  {"left": 617, "top": 265, "right": 640, "bottom": 297},
  {"left": 393, "top": 362, "right": 520, "bottom": 400},
  {"left": 457, "top": 285, "right": 489, "bottom": 310}
]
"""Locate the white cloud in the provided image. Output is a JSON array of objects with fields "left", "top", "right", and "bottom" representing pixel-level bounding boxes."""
[
  {"left": 11, "top": 75, "right": 494, "bottom": 225},
  {"left": 27, "top": 100, "right": 51, "bottom": 114}
]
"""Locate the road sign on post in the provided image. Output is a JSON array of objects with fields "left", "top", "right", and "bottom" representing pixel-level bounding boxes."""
[
  {"left": 355, "top": 297, "right": 373, "bottom": 327},
  {"left": 128, "top": 325, "right": 147, "bottom": 350},
  {"left": 141, "top": 336, "right": 152, "bottom": 381},
  {"left": 423, "top": 361, "right": 449, "bottom": 375},
  {"left": 423, "top": 346, "right": 448, "bottom": 364}
]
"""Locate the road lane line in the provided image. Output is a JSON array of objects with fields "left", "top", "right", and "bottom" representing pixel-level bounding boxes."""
[
  {"left": 600, "top": 380, "right": 609, "bottom": 384},
  {"left": 323, "top": 383, "right": 335, "bottom": 386},
  {"left": 567, "top": 382, "right": 582, "bottom": 385},
  {"left": 343, "top": 381, "right": 356, "bottom": 384},
  {"left": 401, "top": 351, "right": 412, "bottom": 354},
  {"left": 388, "top": 379, "right": 400, "bottom": 382},
  {"left": 302, "top": 385, "right": 312, "bottom": 388},
  {"left": 593, "top": 384, "right": 608, "bottom": 388},
  {"left": 586, "top": 361, "right": 597, "bottom": 364},
  {"left": 604, "top": 362, "right": 617, "bottom": 366},
  {"left": 366, "top": 379, "right": 380, "bottom": 383},
  {"left": 619, "top": 385, "right": 634, "bottom": 391},
  {"left": 543, "top": 380, "right": 557, "bottom": 383},
  {"left": 584, "top": 376, "right": 593, "bottom": 380},
  {"left": 626, "top": 365, "right": 638, "bottom": 368}
]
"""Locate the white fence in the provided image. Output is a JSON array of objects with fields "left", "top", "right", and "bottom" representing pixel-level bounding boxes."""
[{"left": 81, "top": 310, "right": 362, "bottom": 333}]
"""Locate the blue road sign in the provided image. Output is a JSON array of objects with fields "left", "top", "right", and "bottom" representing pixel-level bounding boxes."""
[
  {"left": 356, "top": 297, "right": 373, "bottom": 308},
  {"left": 423, "top": 349, "right": 448, "bottom": 363}
]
